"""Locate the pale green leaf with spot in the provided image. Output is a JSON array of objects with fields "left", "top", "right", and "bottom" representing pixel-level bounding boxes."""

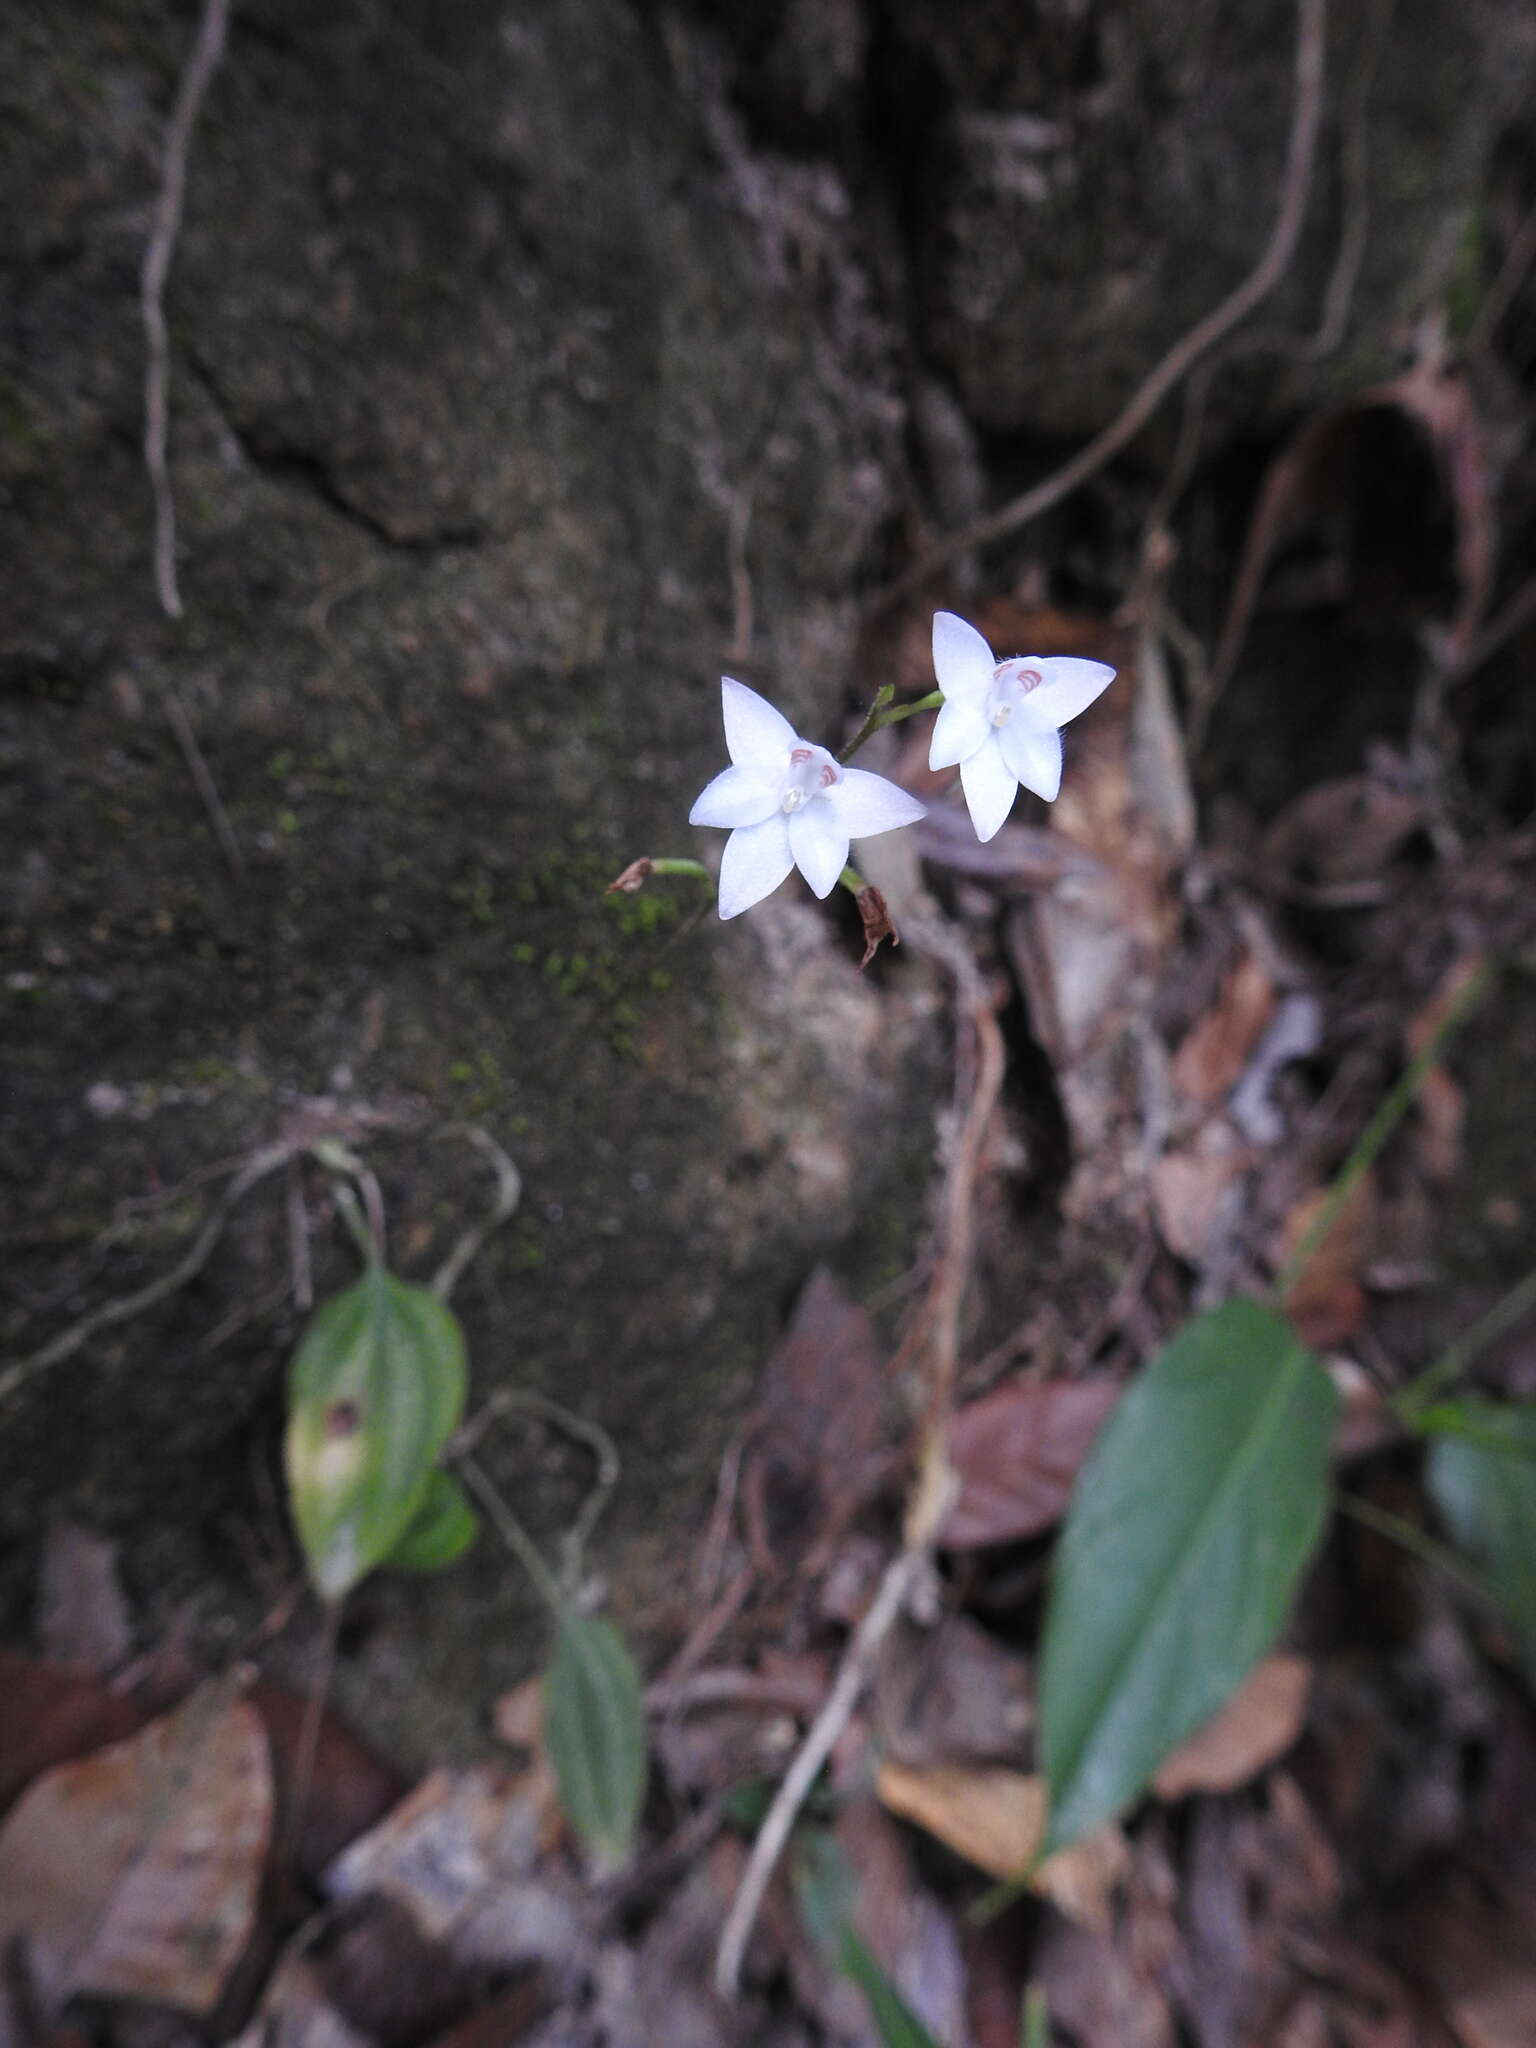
[{"left": 284, "top": 1267, "right": 467, "bottom": 1601}]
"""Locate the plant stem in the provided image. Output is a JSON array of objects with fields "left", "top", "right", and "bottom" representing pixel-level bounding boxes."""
[
  {"left": 649, "top": 857, "right": 712, "bottom": 881},
  {"left": 456, "top": 1449, "right": 569, "bottom": 1622},
  {"left": 1395, "top": 1262, "right": 1536, "bottom": 1424},
  {"left": 1275, "top": 962, "right": 1490, "bottom": 1303},
  {"left": 330, "top": 1181, "right": 382, "bottom": 1268},
  {"left": 838, "top": 864, "right": 869, "bottom": 894},
  {"left": 1335, "top": 1489, "right": 1493, "bottom": 1600},
  {"left": 838, "top": 688, "right": 944, "bottom": 763}
]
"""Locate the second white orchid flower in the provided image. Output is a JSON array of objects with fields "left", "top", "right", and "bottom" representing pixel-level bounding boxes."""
[
  {"left": 929, "top": 611, "right": 1116, "bottom": 842},
  {"left": 690, "top": 678, "right": 926, "bottom": 920}
]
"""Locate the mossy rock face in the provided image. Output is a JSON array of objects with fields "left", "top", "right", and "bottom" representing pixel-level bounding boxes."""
[{"left": 0, "top": 0, "right": 937, "bottom": 1759}]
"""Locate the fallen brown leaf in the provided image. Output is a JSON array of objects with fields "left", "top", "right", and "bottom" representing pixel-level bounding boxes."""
[
  {"left": 1151, "top": 1141, "right": 1249, "bottom": 1266},
  {"left": 1390, "top": 1882, "right": 1536, "bottom": 2048},
  {"left": 422, "top": 1979, "right": 544, "bottom": 2048},
  {"left": 249, "top": 1681, "right": 406, "bottom": 1882},
  {"left": 876, "top": 1612, "right": 1034, "bottom": 1768},
  {"left": 1172, "top": 956, "right": 1277, "bottom": 1105},
  {"left": 1033, "top": 1916, "right": 1176, "bottom": 2048},
  {"left": 1261, "top": 774, "right": 1423, "bottom": 890},
  {"left": 0, "top": 1679, "right": 272, "bottom": 2019},
  {"left": 326, "top": 1766, "right": 581, "bottom": 1969},
  {"left": 0, "top": 1650, "right": 146, "bottom": 1811},
  {"left": 1153, "top": 1654, "right": 1313, "bottom": 1800},
  {"left": 939, "top": 1376, "right": 1121, "bottom": 1551},
  {"left": 1279, "top": 1173, "right": 1378, "bottom": 1348},
  {"left": 875, "top": 1759, "right": 1128, "bottom": 1929},
  {"left": 227, "top": 1948, "right": 374, "bottom": 2048},
  {"left": 743, "top": 1267, "right": 885, "bottom": 1571},
  {"left": 876, "top": 1757, "right": 1046, "bottom": 1881}
]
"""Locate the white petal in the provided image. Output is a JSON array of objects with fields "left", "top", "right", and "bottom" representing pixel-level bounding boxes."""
[
  {"left": 959, "top": 736, "right": 1018, "bottom": 842},
  {"left": 688, "top": 765, "right": 780, "bottom": 829},
  {"left": 931, "top": 611, "right": 995, "bottom": 706},
  {"left": 929, "top": 696, "right": 991, "bottom": 770},
  {"left": 788, "top": 805, "right": 850, "bottom": 899},
  {"left": 721, "top": 676, "right": 797, "bottom": 771},
  {"left": 717, "top": 816, "right": 794, "bottom": 919},
  {"left": 1025, "top": 656, "right": 1116, "bottom": 729},
  {"left": 824, "top": 767, "right": 927, "bottom": 840},
  {"left": 998, "top": 714, "right": 1063, "bottom": 802}
]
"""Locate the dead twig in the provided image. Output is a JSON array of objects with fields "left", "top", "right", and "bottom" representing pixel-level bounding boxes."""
[
  {"left": 163, "top": 687, "right": 244, "bottom": 875},
  {"left": 287, "top": 1154, "right": 313, "bottom": 1312},
  {"left": 712, "top": 1545, "right": 928, "bottom": 1999},
  {"left": 1311, "top": 0, "right": 1393, "bottom": 358},
  {"left": 890, "top": 915, "right": 1004, "bottom": 1439},
  {"left": 452, "top": 1385, "right": 618, "bottom": 1599},
  {"left": 1445, "top": 572, "right": 1536, "bottom": 690},
  {"left": 429, "top": 1124, "right": 523, "bottom": 1303},
  {"left": 141, "top": 0, "right": 232, "bottom": 620},
  {"left": 873, "top": 0, "right": 1327, "bottom": 610},
  {"left": 713, "top": 914, "right": 1006, "bottom": 1999},
  {"left": 0, "top": 1137, "right": 292, "bottom": 1408},
  {"left": 1466, "top": 191, "right": 1536, "bottom": 361}
]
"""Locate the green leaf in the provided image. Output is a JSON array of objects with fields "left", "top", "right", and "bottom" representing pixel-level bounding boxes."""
[
  {"left": 837, "top": 1927, "right": 945, "bottom": 2048},
  {"left": 386, "top": 1469, "right": 479, "bottom": 1573},
  {"left": 1039, "top": 1299, "right": 1336, "bottom": 1852},
  {"left": 1020, "top": 1987, "right": 1051, "bottom": 2048},
  {"left": 543, "top": 1615, "right": 647, "bottom": 1874},
  {"left": 284, "top": 1267, "right": 468, "bottom": 1601},
  {"left": 1426, "top": 1399, "right": 1536, "bottom": 1680},
  {"left": 790, "top": 1824, "right": 856, "bottom": 1961}
]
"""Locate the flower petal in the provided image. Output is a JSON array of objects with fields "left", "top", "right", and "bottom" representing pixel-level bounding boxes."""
[
  {"left": 929, "top": 696, "right": 991, "bottom": 771},
  {"left": 788, "top": 805, "right": 850, "bottom": 899},
  {"left": 1024, "top": 656, "right": 1116, "bottom": 729},
  {"left": 721, "top": 676, "right": 797, "bottom": 771},
  {"left": 825, "top": 767, "right": 927, "bottom": 839},
  {"left": 998, "top": 714, "right": 1063, "bottom": 802},
  {"left": 931, "top": 611, "right": 995, "bottom": 706},
  {"left": 689, "top": 765, "right": 780, "bottom": 829},
  {"left": 717, "top": 816, "right": 794, "bottom": 919},
  {"left": 958, "top": 736, "right": 1018, "bottom": 842}
]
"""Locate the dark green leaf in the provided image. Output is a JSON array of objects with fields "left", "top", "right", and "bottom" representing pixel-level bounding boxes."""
[
  {"left": 1039, "top": 1299, "right": 1336, "bottom": 1851},
  {"left": 284, "top": 1268, "right": 468, "bottom": 1600},
  {"left": 837, "top": 1927, "right": 945, "bottom": 2048},
  {"left": 1020, "top": 1987, "right": 1050, "bottom": 2048},
  {"left": 386, "top": 1469, "right": 479, "bottom": 1573},
  {"left": 544, "top": 1615, "right": 647, "bottom": 1874},
  {"left": 1426, "top": 1399, "right": 1536, "bottom": 1680},
  {"left": 790, "top": 1824, "right": 856, "bottom": 1961}
]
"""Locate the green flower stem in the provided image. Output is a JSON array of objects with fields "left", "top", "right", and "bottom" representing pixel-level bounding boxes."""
[
  {"left": 1394, "top": 1262, "right": 1536, "bottom": 1425},
  {"left": 1274, "top": 963, "right": 1492, "bottom": 1305},
  {"left": 1335, "top": 1489, "right": 1496, "bottom": 1601},
  {"left": 330, "top": 1180, "right": 382, "bottom": 1268},
  {"left": 649, "top": 857, "right": 712, "bottom": 881},
  {"left": 838, "top": 688, "right": 944, "bottom": 763},
  {"left": 456, "top": 1448, "right": 569, "bottom": 1622},
  {"left": 838, "top": 864, "right": 869, "bottom": 894}
]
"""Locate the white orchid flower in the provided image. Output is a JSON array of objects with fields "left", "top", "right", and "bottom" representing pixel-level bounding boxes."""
[
  {"left": 690, "top": 678, "right": 927, "bottom": 920},
  {"left": 928, "top": 611, "right": 1116, "bottom": 842}
]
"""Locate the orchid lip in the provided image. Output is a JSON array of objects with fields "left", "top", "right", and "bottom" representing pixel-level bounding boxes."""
[{"left": 778, "top": 742, "right": 840, "bottom": 813}]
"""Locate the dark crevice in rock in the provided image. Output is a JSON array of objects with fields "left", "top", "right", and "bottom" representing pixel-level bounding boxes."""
[
  {"left": 181, "top": 353, "right": 486, "bottom": 556},
  {"left": 994, "top": 941, "right": 1074, "bottom": 1211}
]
